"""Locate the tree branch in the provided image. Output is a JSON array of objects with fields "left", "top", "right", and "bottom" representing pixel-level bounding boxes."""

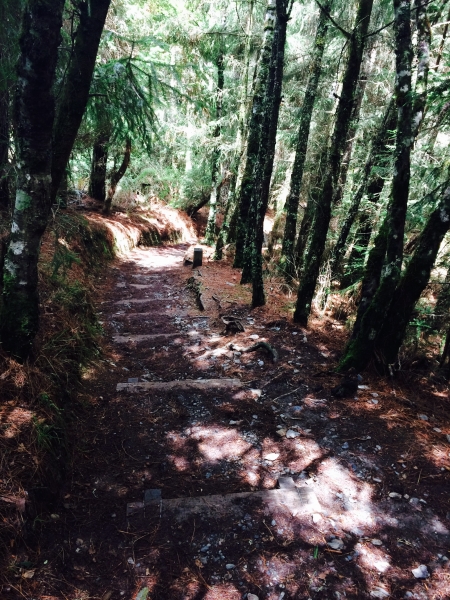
[
  {"left": 314, "top": 0, "right": 351, "bottom": 38},
  {"left": 365, "top": 18, "right": 394, "bottom": 37}
]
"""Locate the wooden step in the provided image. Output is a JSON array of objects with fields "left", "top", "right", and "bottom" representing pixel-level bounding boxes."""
[
  {"left": 127, "top": 478, "right": 321, "bottom": 520},
  {"left": 116, "top": 378, "right": 244, "bottom": 392}
]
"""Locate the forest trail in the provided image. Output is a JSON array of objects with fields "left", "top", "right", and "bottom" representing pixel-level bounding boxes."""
[{"left": 33, "top": 240, "right": 450, "bottom": 600}]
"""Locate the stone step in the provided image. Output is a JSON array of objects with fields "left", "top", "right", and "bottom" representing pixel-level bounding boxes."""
[
  {"left": 116, "top": 378, "right": 243, "bottom": 392},
  {"left": 127, "top": 478, "right": 321, "bottom": 521}
]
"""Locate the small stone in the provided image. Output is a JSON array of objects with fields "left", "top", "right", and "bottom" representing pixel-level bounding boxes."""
[
  {"left": 276, "top": 429, "right": 286, "bottom": 437},
  {"left": 271, "top": 519, "right": 276, "bottom": 525},
  {"left": 371, "top": 539, "right": 383, "bottom": 546},
  {"left": 418, "top": 414, "right": 429, "bottom": 421},
  {"left": 264, "top": 453, "right": 280, "bottom": 462},
  {"left": 341, "top": 442, "right": 349, "bottom": 449},
  {"left": 371, "top": 399, "right": 379, "bottom": 405},
  {"left": 286, "top": 429, "right": 300, "bottom": 439},
  {"left": 312, "top": 513, "right": 322, "bottom": 523},
  {"left": 127, "top": 557, "right": 135, "bottom": 565},
  {"left": 328, "top": 538, "right": 344, "bottom": 550},
  {"left": 373, "top": 478, "right": 382, "bottom": 483},
  {"left": 389, "top": 492, "right": 402, "bottom": 499},
  {"left": 446, "top": 434, "right": 450, "bottom": 443},
  {"left": 225, "top": 564, "right": 235, "bottom": 569},
  {"left": 288, "top": 406, "right": 303, "bottom": 418},
  {"left": 257, "top": 360, "right": 264, "bottom": 367},
  {"left": 247, "top": 594, "right": 260, "bottom": 600},
  {"left": 411, "top": 564, "right": 430, "bottom": 579},
  {"left": 371, "top": 393, "right": 379, "bottom": 398},
  {"left": 370, "top": 587, "right": 390, "bottom": 598},
  {"left": 249, "top": 334, "right": 259, "bottom": 340},
  {"left": 403, "top": 494, "right": 409, "bottom": 500},
  {"left": 358, "top": 385, "right": 369, "bottom": 390}
]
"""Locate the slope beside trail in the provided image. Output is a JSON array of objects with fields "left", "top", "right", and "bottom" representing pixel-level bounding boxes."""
[{"left": 31, "top": 238, "right": 450, "bottom": 600}]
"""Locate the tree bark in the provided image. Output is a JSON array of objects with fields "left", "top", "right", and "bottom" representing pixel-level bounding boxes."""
[
  {"left": 51, "top": 0, "right": 111, "bottom": 203},
  {"left": 88, "top": 134, "right": 110, "bottom": 202},
  {"left": 293, "top": 0, "right": 374, "bottom": 325},
  {"left": 233, "top": 0, "right": 277, "bottom": 269},
  {"left": 103, "top": 138, "right": 131, "bottom": 215},
  {"left": 0, "top": 83, "right": 9, "bottom": 210},
  {"left": 339, "top": 0, "right": 413, "bottom": 371},
  {"left": 280, "top": 1, "right": 330, "bottom": 278},
  {"left": 205, "top": 52, "right": 225, "bottom": 245},
  {"left": 214, "top": 165, "right": 238, "bottom": 260},
  {"left": 0, "top": 0, "right": 65, "bottom": 360},
  {"left": 377, "top": 183, "right": 450, "bottom": 365},
  {"left": 240, "top": 0, "right": 290, "bottom": 308}
]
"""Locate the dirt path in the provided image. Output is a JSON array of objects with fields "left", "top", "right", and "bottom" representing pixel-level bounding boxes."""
[{"left": 30, "top": 242, "right": 450, "bottom": 600}]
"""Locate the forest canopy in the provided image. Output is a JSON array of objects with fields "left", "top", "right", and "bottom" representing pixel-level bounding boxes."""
[{"left": 1, "top": 0, "right": 450, "bottom": 374}]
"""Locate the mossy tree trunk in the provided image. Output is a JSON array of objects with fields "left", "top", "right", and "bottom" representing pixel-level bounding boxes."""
[
  {"left": 214, "top": 165, "right": 238, "bottom": 260},
  {"left": 51, "top": 0, "right": 112, "bottom": 203},
  {"left": 103, "top": 138, "right": 131, "bottom": 215},
  {"left": 0, "top": 0, "right": 65, "bottom": 360},
  {"left": 240, "top": 0, "right": 291, "bottom": 308},
  {"left": 0, "top": 82, "right": 9, "bottom": 211},
  {"left": 377, "top": 183, "right": 450, "bottom": 365},
  {"left": 205, "top": 53, "right": 225, "bottom": 245},
  {"left": 339, "top": 0, "right": 413, "bottom": 371},
  {"left": 434, "top": 265, "right": 450, "bottom": 330},
  {"left": 293, "top": 0, "right": 374, "bottom": 326},
  {"left": 88, "top": 133, "right": 110, "bottom": 202},
  {"left": 233, "top": 0, "right": 277, "bottom": 269},
  {"left": 280, "top": 1, "right": 330, "bottom": 279}
]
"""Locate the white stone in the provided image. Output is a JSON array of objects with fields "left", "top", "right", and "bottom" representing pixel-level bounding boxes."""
[
  {"left": 248, "top": 595, "right": 260, "bottom": 600},
  {"left": 286, "top": 429, "right": 300, "bottom": 439},
  {"left": 371, "top": 539, "right": 383, "bottom": 546},
  {"left": 328, "top": 538, "right": 344, "bottom": 550},
  {"left": 312, "top": 513, "right": 322, "bottom": 523},
  {"left": 264, "top": 453, "right": 279, "bottom": 462},
  {"left": 411, "top": 564, "right": 430, "bottom": 579},
  {"left": 418, "top": 414, "right": 429, "bottom": 421},
  {"left": 370, "top": 587, "right": 390, "bottom": 598}
]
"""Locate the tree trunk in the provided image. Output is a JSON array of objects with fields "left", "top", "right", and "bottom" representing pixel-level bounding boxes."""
[
  {"left": 280, "top": 1, "right": 330, "bottom": 278},
  {"left": 0, "top": 83, "right": 9, "bottom": 211},
  {"left": 205, "top": 53, "right": 225, "bottom": 245},
  {"left": 377, "top": 183, "right": 450, "bottom": 365},
  {"left": 0, "top": 0, "right": 65, "bottom": 360},
  {"left": 233, "top": 0, "right": 277, "bottom": 269},
  {"left": 103, "top": 138, "right": 131, "bottom": 215},
  {"left": 239, "top": 0, "right": 290, "bottom": 307},
  {"left": 411, "top": 0, "right": 431, "bottom": 140},
  {"left": 331, "top": 45, "right": 373, "bottom": 208},
  {"left": 293, "top": 0, "right": 374, "bottom": 326},
  {"left": 51, "top": 0, "right": 112, "bottom": 203},
  {"left": 214, "top": 165, "right": 238, "bottom": 260},
  {"left": 338, "top": 0, "right": 413, "bottom": 371},
  {"left": 88, "top": 134, "right": 110, "bottom": 202},
  {"left": 434, "top": 266, "right": 450, "bottom": 330}
]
